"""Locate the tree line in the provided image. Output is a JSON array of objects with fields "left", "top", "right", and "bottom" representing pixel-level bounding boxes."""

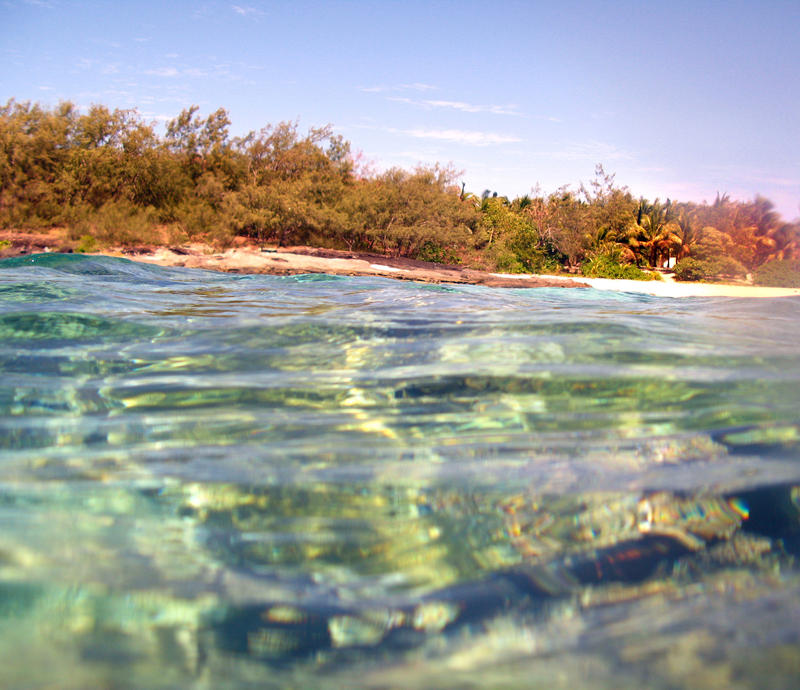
[{"left": 2, "top": 99, "right": 799, "bottom": 284}]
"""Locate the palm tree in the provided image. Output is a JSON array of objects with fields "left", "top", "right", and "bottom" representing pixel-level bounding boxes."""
[
  {"left": 630, "top": 198, "right": 683, "bottom": 267},
  {"left": 511, "top": 194, "right": 532, "bottom": 212},
  {"left": 765, "top": 222, "right": 800, "bottom": 262},
  {"left": 673, "top": 204, "right": 701, "bottom": 260}
]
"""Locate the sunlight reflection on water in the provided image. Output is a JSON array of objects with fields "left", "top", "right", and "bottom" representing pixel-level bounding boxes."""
[{"left": 0, "top": 254, "right": 799, "bottom": 688}]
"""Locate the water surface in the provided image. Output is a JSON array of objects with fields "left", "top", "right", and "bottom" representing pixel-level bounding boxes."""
[{"left": 1, "top": 254, "right": 799, "bottom": 688}]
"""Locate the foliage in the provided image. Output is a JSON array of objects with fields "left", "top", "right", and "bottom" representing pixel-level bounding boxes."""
[
  {"left": 75, "top": 234, "right": 97, "bottom": 253},
  {"left": 752, "top": 259, "right": 800, "bottom": 287},
  {"left": 339, "top": 165, "right": 475, "bottom": 257},
  {"left": 416, "top": 241, "right": 461, "bottom": 265},
  {"left": 69, "top": 200, "right": 159, "bottom": 247},
  {"left": 474, "top": 196, "right": 561, "bottom": 273},
  {"left": 691, "top": 226, "right": 735, "bottom": 261},
  {"left": 1, "top": 98, "right": 798, "bottom": 279},
  {"left": 628, "top": 198, "right": 682, "bottom": 267},
  {"left": 673, "top": 255, "right": 748, "bottom": 282},
  {"left": 582, "top": 253, "right": 660, "bottom": 280},
  {"left": 506, "top": 224, "right": 561, "bottom": 273}
]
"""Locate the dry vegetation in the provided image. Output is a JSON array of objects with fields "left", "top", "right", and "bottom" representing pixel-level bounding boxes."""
[{"left": 2, "top": 100, "right": 799, "bottom": 284}]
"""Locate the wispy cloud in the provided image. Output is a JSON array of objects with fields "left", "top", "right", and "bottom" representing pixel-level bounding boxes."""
[
  {"left": 702, "top": 165, "right": 800, "bottom": 190},
  {"left": 145, "top": 67, "right": 180, "bottom": 78},
  {"left": 360, "top": 83, "right": 438, "bottom": 94},
  {"left": 143, "top": 63, "right": 234, "bottom": 80},
  {"left": 185, "top": 68, "right": 212, "bottom": 78},
  {"left": 428, "top": 100, "right": 522, "bottom": 116},
  {"left": 91, "top": 38, "right": 122, "bottom": 49},
  {"left": 388, "top": 127, "right": 522, "bottom": 146},
  {"left": 232, "top": 4, "right": 264, "bottom": 16},
  {"left": 549, "top": 140, "right": 634, "bottom": 161},
  {"left": 141, "top": 113, "right": 176, "bottom": 124},
  {"left": 388, "top": 96, "right": 523, "bottom": 116}
]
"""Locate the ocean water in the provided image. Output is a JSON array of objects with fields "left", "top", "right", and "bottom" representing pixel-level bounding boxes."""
[{"left": 1, "top": 253, "right": 799, "bottom": 689}]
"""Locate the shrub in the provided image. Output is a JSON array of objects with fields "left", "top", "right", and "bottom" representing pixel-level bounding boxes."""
[
  {"left": 672, "top": 258, "right": 704, "bottom": 281},
  {"left": 582, "top": 254, "right": 660, "bottom": 280},
  {"left": 69, "top": 200, "right": 159, "bottom": 247},
  {"left": 75, "top": 234, "right": 97, "bottom": 253},
  {"left": 416, "top": 241, "right": 460, "bottom": 265},
  {"left": 493, "top": 250, "right": 524, "bottom": 273},
  {"left": 674, "top": 256, "right": 748, "bottom": 282},
  {"left": 753, "top": 259, "right": 800, "bottom": 287}
]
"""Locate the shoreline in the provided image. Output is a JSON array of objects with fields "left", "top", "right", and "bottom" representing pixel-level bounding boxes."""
[
  {"left": 105, "top": 244, "right": 589, "bottom": 289},
  {"left": 110, "top": 245, "right": 800, "bottom": 298},
  {"left": 2, "top": 231, "right": 799, "bottom": 297},
  {"left": 492, "top": 271, "right": 800, "bottom": 298},
  {"left": 103, "top": 245, "right": 800, "bottom": 298}
]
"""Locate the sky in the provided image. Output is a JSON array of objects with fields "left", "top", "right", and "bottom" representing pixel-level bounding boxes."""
[{"left": 2, "top": 0, "right": 799, "bottom": 221}]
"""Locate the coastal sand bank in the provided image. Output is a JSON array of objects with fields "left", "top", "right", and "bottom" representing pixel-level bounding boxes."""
[
  {"left": 493, "top": 271, "right": 800, "bottom": 298},
  {"left": 115, "top": 245, "right": 800, "bottom": 298},
  {"left": 2, "top": 231, "right": 798, "bottom": 297}
]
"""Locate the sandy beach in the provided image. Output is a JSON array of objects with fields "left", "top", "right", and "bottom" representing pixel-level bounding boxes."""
[
  {"left": 113, "top": 244, "right": 800, "bottom": 298},
  {"left": 103, "top": 244, "right": 586, "bottom": 289},
  {"left": 493, "top": 271, "right": 800, "bottom": 298},
  {"left": 2, "top": 231, "right": 799, "bottom": 297}
]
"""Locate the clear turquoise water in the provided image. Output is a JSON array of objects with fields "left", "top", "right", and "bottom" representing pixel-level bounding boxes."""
[{"left": 1, "top": 253, "right": 799, "bottom": 688}]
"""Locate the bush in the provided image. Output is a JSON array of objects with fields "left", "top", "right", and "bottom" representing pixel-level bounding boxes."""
[
  {"left": 753, "top": 259, "right": 800, "bottom": 287},
  {"left": 493, "top": 250, "right": 524, "bottom": 273},
  {"left": 69, "top": 200, "right": 159, "bottom": 247},
  {"left": 75, "top": 234, "right": 97, "bottom": 253},
  {"left": 714, "top": 256, "right": 749, "bottom": 279},
  {"left": 507, "top": 227, "right": 561, "bottom": 274},
  {"left": 582, "top": 254, "right": 660, "bottom": 280},
  {"left": 416, "top": 241, "right": 460, "bottom": 265},
  {"left": 674, "top": 256, "right": 748, "bottom": 282},
  {"left": 673, "top": 258, "right": 699, "bottom": 281}
]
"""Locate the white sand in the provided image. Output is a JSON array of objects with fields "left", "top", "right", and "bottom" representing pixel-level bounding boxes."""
[
  {"left": 110, "top": 247, "right": 800, "bottom": 298},
  {"left": 493, "top": 272, "right": 800, "bottom": 298}
]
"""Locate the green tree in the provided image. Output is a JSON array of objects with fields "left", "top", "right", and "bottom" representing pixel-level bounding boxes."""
[
  {"left": 540, "top": 189, "right": 593, "bottom": 268},
  {"left": 630, "top": 198, "right": 682, "bottom": 267},
  {"left": 341, "top": 165, "right": 475, "bottom": 258}
]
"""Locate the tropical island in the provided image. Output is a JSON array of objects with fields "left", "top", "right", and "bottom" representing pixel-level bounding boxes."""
[{"left": 2, "top": 99, "right": 799, "bottom": 294}]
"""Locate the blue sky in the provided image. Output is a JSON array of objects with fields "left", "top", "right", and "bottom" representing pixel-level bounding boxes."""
[{"left": 2, "top": 0, "right": 799, "bottom": 220}]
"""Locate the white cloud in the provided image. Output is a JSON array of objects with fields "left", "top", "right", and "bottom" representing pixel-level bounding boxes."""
[
  {"left": 387, "top": 96, "right": 522, "bottom": 116},
  {"left": 184, "top": 68, "right": 210, "bottom": 78},
  {"left": 232, "top": 4, "right": 264, "bottom": 16},
  {"left": 360, "top": 83, "right": 438, "bottom": 93},
  {"left": 549, "top": 140, "right": 634, "bottom": 161},
  {"left": 389, "top": 127, "right": 522, "bottom": 146},
  {"left": 424, "top": 100, "right": 522, "bottom": 116},
  {"left": 145, "top": 67, "right": 180, "bottom": 78},
  {"left": 143, "top": 61, "right": 232, "bottom": 80}
]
